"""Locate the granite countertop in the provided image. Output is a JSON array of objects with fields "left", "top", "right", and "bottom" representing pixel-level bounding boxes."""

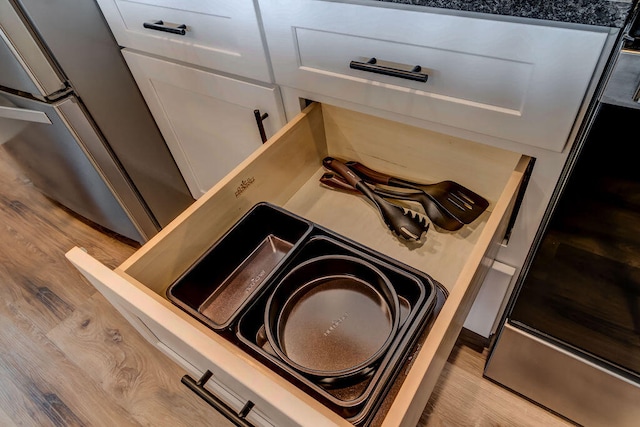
[{"left": 373, "top": 0, "right": 636, "bottom": 28}]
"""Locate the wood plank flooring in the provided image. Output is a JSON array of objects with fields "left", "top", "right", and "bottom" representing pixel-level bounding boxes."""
[{"left": 0, "top": 145, "right": 572, "bottom": 426}]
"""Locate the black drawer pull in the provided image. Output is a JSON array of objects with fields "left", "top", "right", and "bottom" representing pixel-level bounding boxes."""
[
  {"left": 350, "top": 57, "right": 428, "bottom": 82},
  {"left": 143, "top": 20, "right": 187, "bottom": 35},
  {"left": 182, "top": 371, "right": 255, "bottom": 427}
]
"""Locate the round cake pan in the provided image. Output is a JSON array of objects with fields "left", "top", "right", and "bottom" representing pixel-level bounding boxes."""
[{"left": 264, "top": 254, "right": 400, "bottom": 385}]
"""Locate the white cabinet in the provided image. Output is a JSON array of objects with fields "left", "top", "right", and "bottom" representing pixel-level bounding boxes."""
[
  {"left": 68, "top": 102, "right": 531, "bottom": 426},
  {"left": 258, "top": 0, "right": 610, "bottom": 152},
  {"left": 95, "top": 0, "right": 285, "bottom": 198},
  {"left": 83, "top": 0, "right": 618, "bottom": 422},
  {"left": 122, "top": 51, "right": 286, "bottom": 198}
]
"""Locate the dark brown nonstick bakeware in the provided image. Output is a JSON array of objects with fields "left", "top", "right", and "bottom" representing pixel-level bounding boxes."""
[
  {"left": 165, "top": 202, "right": 446, "bottom": 425},
  {"left": 236, "top": 231, "right": 443, "bottom": 424},
  {"left": 264, "top": 254, "right": 401, "bottom": 385},
  {"left": 166, "top": 202, "right": 313, "bottom": 331}
]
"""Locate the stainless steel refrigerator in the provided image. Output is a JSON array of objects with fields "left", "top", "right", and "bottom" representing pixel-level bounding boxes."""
[{"left": 0, "top": 0, "right": 194, "bottom": 243}]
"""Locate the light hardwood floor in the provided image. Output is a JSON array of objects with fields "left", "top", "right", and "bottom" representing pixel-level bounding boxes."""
[{"left": 0, "top": 145, "right": 573, "bottom": 426}]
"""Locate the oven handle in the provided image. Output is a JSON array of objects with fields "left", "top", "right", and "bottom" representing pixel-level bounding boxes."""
[
  {"left": 181, "top": 370, "right": 256, "bottom": 427},
  {"left": 0, "top": 105, "right": 52, "bottom": 124}
]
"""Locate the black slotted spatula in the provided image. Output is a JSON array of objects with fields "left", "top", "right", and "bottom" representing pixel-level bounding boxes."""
[{"left": 345, "top": 161, "right": 489, "bottom": 224}]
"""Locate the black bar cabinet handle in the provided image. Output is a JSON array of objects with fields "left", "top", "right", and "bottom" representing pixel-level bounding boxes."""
[
  {"left": 182, "top": 371, "right": 255, "bottom": 427},
  {"left": 253, "top": 109, "right": 269, "bottom": 143},
  {"left": 350, "top": 57, "right": 428, "bottom": 82},
  {"left": 143, "top": 20, "right": 187, "bottom": 35}
]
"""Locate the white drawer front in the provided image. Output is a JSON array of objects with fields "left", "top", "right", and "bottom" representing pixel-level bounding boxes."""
[
  {"left": 259, "top": 0, "right": 609, "bottom": 151},
  {"left": 96, "top": 0, "right": 271, "bottom": 82},
  {"left": 295, "top": 28, "right": 530, "bottom": 113},
  {"left": 122, "top": 50, "right": 286, "bottom": 198}
]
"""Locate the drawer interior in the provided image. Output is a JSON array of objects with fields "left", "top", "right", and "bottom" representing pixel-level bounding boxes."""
[
  {"left": 113, "top": 102, "right": 529, "bottom": 425},
  {"left": 119, "top": 102, "right": 524, "bottom": 294},
  {"left": 161, "top": 201, "right": 446, "bottom": 424}
]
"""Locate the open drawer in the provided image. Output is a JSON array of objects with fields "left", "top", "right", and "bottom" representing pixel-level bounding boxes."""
[{"left": 66, "top": 102, "right": 530, "bottom": 426}]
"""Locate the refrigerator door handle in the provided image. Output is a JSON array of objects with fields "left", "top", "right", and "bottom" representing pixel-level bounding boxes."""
[{"left": 0, "top": 105, "right": 52, "bottom": 124}]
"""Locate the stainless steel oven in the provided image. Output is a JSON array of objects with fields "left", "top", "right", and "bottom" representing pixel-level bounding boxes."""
[{"left": 485, "top": 5, "right": 640, "bottom": 427}]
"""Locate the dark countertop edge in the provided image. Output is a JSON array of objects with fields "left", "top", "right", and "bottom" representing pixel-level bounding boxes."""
[{"left": 370, "top": 0, "right": 636, "bottom": 28}]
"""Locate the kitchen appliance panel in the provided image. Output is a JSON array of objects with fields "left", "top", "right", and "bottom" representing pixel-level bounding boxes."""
[
  {"left": 601, "top": 50, "right": 640, "bottom": 109},
  {"left": 0, "top": 31, "right": 45, "bottom": 96},
  {"left": 487, "top": 324, "right": 640, "bottom": 427},
  {"left": 0, "top": 91, "right": 143, "bottom": 241},
  {"left": 486, "top": 6, "right": 640, "bottom": 425},
  {"left": 0, "top": 0, "right": 194, "bottom": 242},
  {"left": 13, "top": 0, "right": 195, "bottom": 228},
  {"left": 488, "top": 102, "right": 640, "bottom": 381},
  {"left": 0, "top": 0, "right": 66, "bottom": 97}
]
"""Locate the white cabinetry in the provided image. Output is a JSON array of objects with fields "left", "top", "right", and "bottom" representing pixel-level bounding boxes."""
[
  {"left": 259, "top": 0, "right": 609, "bottom": 152},
  {"left": 95, "top": 0, "right": 286, "bottom": 198},
  {"left": 122, "top": 51, "right": 285, "bottom": 197},
  {"left": 81, "top": 0, "right": 618, "bottom": 424},
  {"left": 95, "top": 0, "right": 271, "bottom": 82}
]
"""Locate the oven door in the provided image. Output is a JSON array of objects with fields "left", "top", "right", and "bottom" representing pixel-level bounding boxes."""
[{"left": 485, "top": 25, "right": 640, "bottom": 427}]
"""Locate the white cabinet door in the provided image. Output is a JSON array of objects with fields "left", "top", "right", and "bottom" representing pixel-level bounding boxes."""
[
  {"left": 259, "top": 0, "right": 610, "bottom": 152},
  {"left": 122, "top": 50, "right": 286, "bottom": 198}
]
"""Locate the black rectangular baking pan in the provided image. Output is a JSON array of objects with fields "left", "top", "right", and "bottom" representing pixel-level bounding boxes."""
[{"left": 166, "top": 202, "right": 313, "bottom": 332}]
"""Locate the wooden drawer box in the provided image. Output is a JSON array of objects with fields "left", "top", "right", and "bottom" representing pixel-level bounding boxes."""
[
  {"left": 259, "top": 0, "right": 609, "bottom": 152},
  {"left": 95, "top": 0, "right": 271, "bottom": 82},
  {"left": 66, "top": 103, "right": 530, "bottom": 426}
]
